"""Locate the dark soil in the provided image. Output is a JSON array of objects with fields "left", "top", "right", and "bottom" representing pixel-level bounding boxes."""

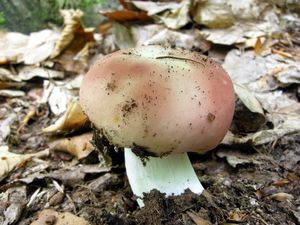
[{"left": 6, "top": 118, "right": 300, "bottom": 225}]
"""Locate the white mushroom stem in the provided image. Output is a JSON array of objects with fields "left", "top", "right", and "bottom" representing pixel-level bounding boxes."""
[{"left": 124, "top": 148, "right": 204, "bottom": 207}]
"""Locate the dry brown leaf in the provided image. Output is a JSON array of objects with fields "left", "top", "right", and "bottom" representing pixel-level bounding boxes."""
[
  {"left": 48, "top": 132, "right": 94, "bottom": 159},
  {"left": 0, "top": 146, "right": 49, "bottom": 180},
  {"left": 270, "top": 192, "right": 294, "bottom": 202},
  {"left": 101, "top": 9, "right": 150, "bottom": 22},
  {"left": 43, "top": 101, "right": 88, "bottom": 134},
  {"left": 228, "top": 210, "right": 248, "bottom": 222},
  {"left": 30, "top": 209, "right": 89, "bottom": 225},
  {"left": 186, "top": 211, "right": 210, "bottom": 225},
  {"left": 50, "top": 10, "right": 95, "bottom": 74},
  {"left": 51, "top": 9, "right": 84, "bottom": 59},
  {"left": 254, "top": 37, "right": 263, "bottom": 55}
]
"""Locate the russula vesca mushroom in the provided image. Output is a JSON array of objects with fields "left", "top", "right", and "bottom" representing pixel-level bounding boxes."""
[{"left": 80, "top": 45, "right": 235, "bottom": 206}]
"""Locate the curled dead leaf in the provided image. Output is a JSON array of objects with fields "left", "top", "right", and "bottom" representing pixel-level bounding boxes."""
[
  {"left": 51, "top": 9, "right": 84, "bottom": 59},
  {"left": 43, "top": 101, "right": 88, "bottom": 134},
  {"left": 48, "top": 132, "right": 94, "bottom": 160}
]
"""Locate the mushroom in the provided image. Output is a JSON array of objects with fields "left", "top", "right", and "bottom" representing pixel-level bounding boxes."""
[{"left": 80, "top": 45, "right": 235, "bottom": 206}]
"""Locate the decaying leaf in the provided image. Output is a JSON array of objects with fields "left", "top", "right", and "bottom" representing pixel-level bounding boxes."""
[
  {"left": 112, "top": 22, "right": 136, "bottom": 49},
  {"left": 136, "top": 27, "right": 211, "bottom": 51},
  {"left": 132, "top": 0, "right": 191, "bottom": 29},
  {"left": 228, "top": 210, "right": 248, "bottom": 222},
  {"left": 17, "top": 66, "right": 64, "bottom": 81},
  {"left": 0, "top": 30, "right": 59, "bottom": 65},
  {"left": 186, "top": 211, "right": 211, "bottom": 225},
  {"left": 192, "top": 0, "right": 234, "bottom": 28},
  {"left": 48, "top": 132, "right": 94, "bottom": 159},
  {"left": 50, "top": 9, "right": 95, "bottom": 74},
  {"left": 101, "top": 9, "right": 150, "bottom": 22},
  {"left": 43, "top": 101, "right": 88, "bottom": 134},
  {"left": 18, "top": 164, "right": 111, "bottom": 185},
  {"left": 30, "top": 209, "right": 89, "bottom": 225},
  {"left": 233, "top": 83, "right": 264, "bottom": 115},
  {"left": 223, "top": 127, "right": 300, "bottom": 146},
  {"left": 270, "top": 192, "right": 294, "bottom": 202},
  {"left": 41, "top": 80, "right": 75, "bottom": 116},
  {"left": 0, "top": 186, "right": 27, "bottom": 225},
  {"left": 0, "top": 146, "right": 49, "bottom": 180},
  {"left": 254, "top": 91, "right": 300, "bottom": 114},
  {"left": 21, "top": 29, "right": 60, "bottom": 65},
  {"left": 0, "top": 32, "right": 29, "bottom": 64},
  {"left": 51, "top": 10, "right": 84, "bottom": 59},
  {"left": 223, "top": 49, "right": 268, "bottom": 84},
  {"left": 224, "top": 49, "right": 300, "bottom": 87},
  {"left": 217, "top": 149, "right": 262, "bottom": 167}
]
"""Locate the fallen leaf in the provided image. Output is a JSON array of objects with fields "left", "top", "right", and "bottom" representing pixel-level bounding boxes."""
[
  {"left": 233, "top": 83, "right": 264, "bottom": 115},
  {"left": 254, "top": 91, "right": 300, "bottom": 114},
  {"left": 17, "top": 66, "right": 64, "bottom": 81},
  {"left": 101, "top": 9, "right": 150, "bottom": 22},
  {"left": 0, "top": 32, "right": 29, "bottom": 64},
  {"left": 112, "top": 22, "right": 136, "bottom": 49},
  {"left": 0, "top": 29, "right": 59, "bottom": 65},
  {"left": 43, "top": 101, "right": 88, "bottom": 134},
  {"left": 41, "top": 80, "right": 75, "bottom": 116},
  {"left": 50, "top": 10, "right": 95, "bottom": 74},
  {"left": 228, "top": 210, "right": 248, "bottom": 222},
  {"left": 51, "top": 9, "right": 84, "bottom": 59},
  {"left": 192, "top": 0, "right": 234, "bottom": 28},
  {"left": 254, "top": 37, "right": 263, "bottom": 55},
  {"left": 223, "top": 127, "right": 300, "bottom": 146},
  {"left": 136, "top": 27, "right": 211, "bottom": 51},
  {"left": 18, "top": 164, "right": 110, "bottom": 186},
  {"left": 132, "top": 1, "right": 181, "bottom": 16},
  {"left": 223, "top": 49, "right": 268, "bottom": 84},
  {"left": 270, "top": 192, "right": 294, "bottom": 202},
  {"left": 217, "top": 149, "right": 261, "bottom": 168},
  {"left": 186, "top": 211, "right": 211, "bottom": 225},
  {"left": 132, "top": 0, "right": 191, "bottom": 29},
  {"left": 21, "top": 29, "right": 60, "bottom": 65},
  {"left": 30, "top": 209, "right": 89, "bottom": 225},
  {"left": 199, "top": 7, "right": 279, "bottom": 45},
  {"left": 48, "top": 132, "right": 94, "bottom": 159},
  {"left": 0, "top": 186, "right": 27, "bottom": 225},
  {"left": 0, "top": 146, "right": 49, "bottom": 180},
  {"left": 223, "top": 49, "right": 300, "bottom": 88}
]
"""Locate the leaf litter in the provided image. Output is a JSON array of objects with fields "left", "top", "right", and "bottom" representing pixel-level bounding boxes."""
[{"left": 0, "top": 1, "right": 300, "bottom": 224}]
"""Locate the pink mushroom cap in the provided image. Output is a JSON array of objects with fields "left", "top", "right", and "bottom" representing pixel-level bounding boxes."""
[{"left": 80, "top": 45, "right": 235, "bottom": 155}]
